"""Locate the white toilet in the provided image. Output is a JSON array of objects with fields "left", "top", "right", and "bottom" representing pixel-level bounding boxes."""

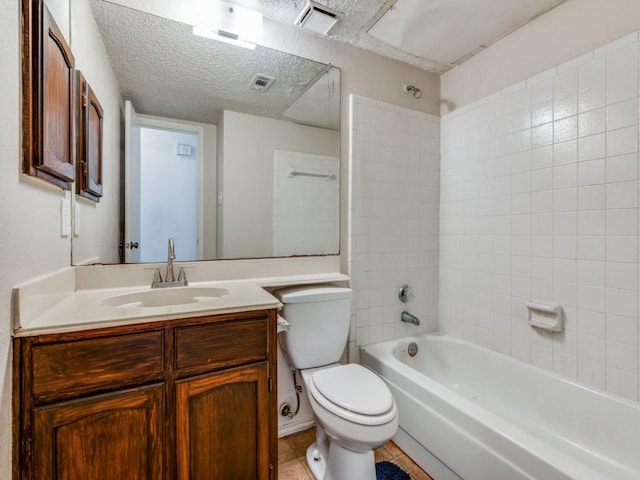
[{"left": 275, "top": 285, "right": 398, "bottom": 480}]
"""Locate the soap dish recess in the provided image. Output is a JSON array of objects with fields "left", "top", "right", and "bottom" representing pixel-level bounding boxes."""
[{"left": 526, "top": 299, "right": 564, "bottom": 332}]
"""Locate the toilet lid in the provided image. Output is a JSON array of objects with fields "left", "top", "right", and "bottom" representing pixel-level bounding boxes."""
[{"left": 311, "top": 364, "right": 394, "bottom": 416}]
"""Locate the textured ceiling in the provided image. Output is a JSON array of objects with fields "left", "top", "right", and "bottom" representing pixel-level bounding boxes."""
[
  {"left": 367, "top": 0, "right": 567, "bottom": 66},
  {"left": 258, "top": 0, "right": 446, "bottom": 71},
  {"left": 255, "top": 0, "right": 567, "bottom": 74},
  {"left": 90, "top": 0, "right": 568, "bottom": 126},
  {"left": 90, "top": 0, "right": 336, "bottom": 126}
]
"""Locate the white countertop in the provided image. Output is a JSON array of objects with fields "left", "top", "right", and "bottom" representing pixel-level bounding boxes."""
[
  {"left": 14, "top": 281, "right": 281, "bottom": 336},
  {"left": 13, "top": 265, "right": 349, "bottom": 337}
]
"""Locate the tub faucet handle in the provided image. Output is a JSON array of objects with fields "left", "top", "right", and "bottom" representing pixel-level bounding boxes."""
[{"left": 399, "top": 284, "right": 415, "bottom": 303}]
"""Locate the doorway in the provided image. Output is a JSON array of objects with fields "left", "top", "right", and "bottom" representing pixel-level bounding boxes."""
[{"left": 125, "top": 101, "right": 203, "bottom": 263}]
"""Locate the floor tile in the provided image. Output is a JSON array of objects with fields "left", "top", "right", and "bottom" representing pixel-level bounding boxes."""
[
  {"left": 287, "top": 428, "right": 316, "bottom": 458},
  {"left": 279, "top": 458, "right": 313, "bottom": 480},
  {"left": 278, "top": 437, "right": 298, "bottom": 464},
  {"left": 279, "top": 427, "right": 432, "bottom": 479}
]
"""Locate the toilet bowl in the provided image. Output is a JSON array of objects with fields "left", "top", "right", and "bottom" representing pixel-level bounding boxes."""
[
  {"left": 274, "top": 285, "right": 399, "bottom": 480},
  {"left": 300, "top": 364, "right": 398, "bottom": 480}
]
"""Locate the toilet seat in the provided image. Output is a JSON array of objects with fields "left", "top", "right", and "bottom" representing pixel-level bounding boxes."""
[{"left": 308, "top": 364, "right": 396, "bottom": 426}]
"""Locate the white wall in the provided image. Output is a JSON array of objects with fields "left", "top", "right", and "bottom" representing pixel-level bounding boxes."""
[
  {"left": 442, "top": 0, "right": 640, "bottom": 113},
  {"left": 70, "top": 0, "right": 122, "bottom": 264},
  {"left": 349, "top": 96, "right": 440, "bottom": 354},
  {"left": 218, "top": 110, "right": 339, "bottom": 258},
  {"left": 440, "top": 31, "right": 640, "bottom": 402},
  {"left": 0, "top": 0, "right": 75, "bottom": 473}
]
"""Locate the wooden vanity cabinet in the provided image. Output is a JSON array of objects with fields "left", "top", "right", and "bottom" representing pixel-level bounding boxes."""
[{"left": 14, "top": 309, "right": 278, "bottom": 480}]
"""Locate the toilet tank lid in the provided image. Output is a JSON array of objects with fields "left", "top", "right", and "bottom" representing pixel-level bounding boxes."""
[{"left": 274, "top": 285, "right": 352, "bottom": 304}]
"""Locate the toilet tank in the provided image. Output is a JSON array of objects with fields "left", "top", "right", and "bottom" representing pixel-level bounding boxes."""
[{"left": 275, "top": 285, "right": 352, "bottom": 369}]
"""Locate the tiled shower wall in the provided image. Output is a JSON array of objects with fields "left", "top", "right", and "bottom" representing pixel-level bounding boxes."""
[
  {"left": 440, "top": 32, "right": 640, "bottom": 401},
  {"left": 349, "top": 95, "right": 440, "bottom": 352}
]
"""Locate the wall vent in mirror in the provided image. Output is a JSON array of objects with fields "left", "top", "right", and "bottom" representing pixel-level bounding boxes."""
[{"left": 250, "top": 74, "right": 275, "bottom": 91}]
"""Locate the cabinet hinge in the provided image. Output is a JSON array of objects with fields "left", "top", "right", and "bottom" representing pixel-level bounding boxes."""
[
  {"left": 269, "top": 463, "right": 274, "bottom": 480},
  {"left": 268, "top": 375, "right": 272, "bottom": 392}
]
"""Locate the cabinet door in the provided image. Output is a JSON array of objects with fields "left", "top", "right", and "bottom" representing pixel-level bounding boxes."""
[
  {"left": 32, "top": 385, "right": 164, "bottom": 480},
  {"left": 76, "top": 71, "right": 104, "bottom": 201},
  {"left": 176, "top": 363, "right": 270, "bottom": 480}
]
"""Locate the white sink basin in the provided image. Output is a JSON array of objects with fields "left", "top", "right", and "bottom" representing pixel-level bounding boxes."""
[{"left": 101, "top": 287, "right": 230, "bottom": 309}]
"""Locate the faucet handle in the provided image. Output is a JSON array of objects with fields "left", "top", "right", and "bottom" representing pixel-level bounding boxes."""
[
  {"left": 149, "top": 268, "right": 163, "bottom": 288},
  {"left": 153, "top": 268, "right": 162, "bottom": 282},
  {"left": 177, "top": 267, "right": 188, "bottom": 286}
]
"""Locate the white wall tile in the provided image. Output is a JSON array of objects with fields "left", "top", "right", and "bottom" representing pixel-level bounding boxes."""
[
  {"left": 606, "top": 153, "right": 638, "bottom": 183},
  {"left": 351, "top": 96, "right": 439, "bottom": 346},
  {"left": 578, "top": 133, "right": 606, "bottom": 162},
  {"left": 606, "top": 71, "right": 638, "bottom": 104},
  {"left": 607, "top": 313, "right": 638, "bottom": 345},
  {"left": 578, "top": 108, "right": 606, "bottom": 137},
  {"left": 578, "top": 84, "right": 606, "bottom": 113},
  {"left": 578, "top": 57, "right": 606, "bottom": 88},
  {"left": 606, "top": 99, "right": 638, "bottom": 130},
  {"left": 439, "top": 32, "right": 640, "bottom": 399},
  {"left": 577, "top": 159, "right": 605, "bottom": 186}
]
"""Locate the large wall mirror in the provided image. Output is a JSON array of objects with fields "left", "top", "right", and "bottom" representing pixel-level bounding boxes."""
[{"left": 70, "top": 0, "right": 341, "bottom": 264}]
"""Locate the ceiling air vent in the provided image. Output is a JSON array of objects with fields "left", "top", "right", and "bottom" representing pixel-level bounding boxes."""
[
  {"left": 295, "top": 1, "right": 341, "bottom": 35},
  {"left": 250, "top": 74, "right": 275, "bottom": 91}
]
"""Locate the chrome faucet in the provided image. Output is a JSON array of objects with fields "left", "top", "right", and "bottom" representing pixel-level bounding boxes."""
[
  {"left": 166, "top": 238, "right": 176, "bottom": 282},
  {"left": 401, "top": 310, "right": 420, "bottom": 326},
  {"left": 151, "top": 238, "right": 188, "bottom": 288}
]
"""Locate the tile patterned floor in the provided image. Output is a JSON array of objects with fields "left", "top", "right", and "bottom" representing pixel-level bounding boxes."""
[{"left": 278, "top": 427, "right": 433, "bottom": 479}]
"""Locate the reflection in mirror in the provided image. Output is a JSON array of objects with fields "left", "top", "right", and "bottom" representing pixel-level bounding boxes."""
[{"left": 72, "top": 0, "right": 341, "bottom": 264}]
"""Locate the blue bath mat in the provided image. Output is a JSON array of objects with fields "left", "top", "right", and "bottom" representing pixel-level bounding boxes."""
[{"left": 376, "top": 461, "right": 410, "bottom": 480}]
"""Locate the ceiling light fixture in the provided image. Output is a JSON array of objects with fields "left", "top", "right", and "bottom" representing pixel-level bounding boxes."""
[
  {"left": 192, "top": 1, "right": 262, "bottom": 49},
  {"left": 193, "top": 26, "right": 257, "bottom": 50},
  {"left": 295, "top": 1, "right": 341, "bottom": 35},
  {"left": 102, "top": 0, "right": 263, "bottom": 49}
]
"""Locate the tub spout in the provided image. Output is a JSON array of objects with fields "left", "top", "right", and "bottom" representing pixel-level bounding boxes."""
[{"left": 401, "top": 310, "right": 420, "bottom": 326}]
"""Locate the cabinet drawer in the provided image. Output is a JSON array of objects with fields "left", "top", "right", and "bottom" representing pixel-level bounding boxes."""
[
  {"left": 32, "top": 331, "right": 164, "bottom": 403},
  {"left": 175, "top": 318, "right": 268, "bottom": 375}
]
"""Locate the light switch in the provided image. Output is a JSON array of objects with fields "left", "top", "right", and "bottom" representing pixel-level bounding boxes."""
[
  {"left": 74, "top": 205, "right": 80, "bottom": 236},
  {"left": 61, "top": 198, "right": 71, "bottom": 237}
]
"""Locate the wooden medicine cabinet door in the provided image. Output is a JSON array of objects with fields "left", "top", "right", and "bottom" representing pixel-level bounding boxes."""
[
  {"left": 22, "top": 1, "right": 76, "bottom": 189},
  {"left": 76, "top": 72, "right": 104, "bottom": 201}
]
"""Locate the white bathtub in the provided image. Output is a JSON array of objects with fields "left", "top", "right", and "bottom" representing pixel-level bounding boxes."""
[{"left": 360, "top": 334, "right": 640, "bottom": 480}]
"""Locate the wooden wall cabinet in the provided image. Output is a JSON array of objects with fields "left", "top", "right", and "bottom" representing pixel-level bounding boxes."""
[
  {"left": 13, "top": 310, "right": 278, "bottom": 480},
  {"left": 22, "top": 1, "right": 76, "bottom": 189},
  {"left": 76, "top": 72, "right": 104, "bottom": 202}
]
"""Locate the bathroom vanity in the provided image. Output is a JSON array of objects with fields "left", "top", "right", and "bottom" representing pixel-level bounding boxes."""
[
  {"left": 14, "top": 308, "right": 278, "bottom": 479},
  {"left": 10, "top": 269, "right": 296, "bottom": 480}
]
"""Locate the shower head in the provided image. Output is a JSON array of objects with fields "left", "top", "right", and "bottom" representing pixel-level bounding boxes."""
[{"left": 403, "top": 84, "right": 422, "bottom": 99}]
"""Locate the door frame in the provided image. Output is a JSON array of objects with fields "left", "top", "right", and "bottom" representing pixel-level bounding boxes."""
[{"left": 132, "top": 114, "right": 205, "bottom": 261}]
